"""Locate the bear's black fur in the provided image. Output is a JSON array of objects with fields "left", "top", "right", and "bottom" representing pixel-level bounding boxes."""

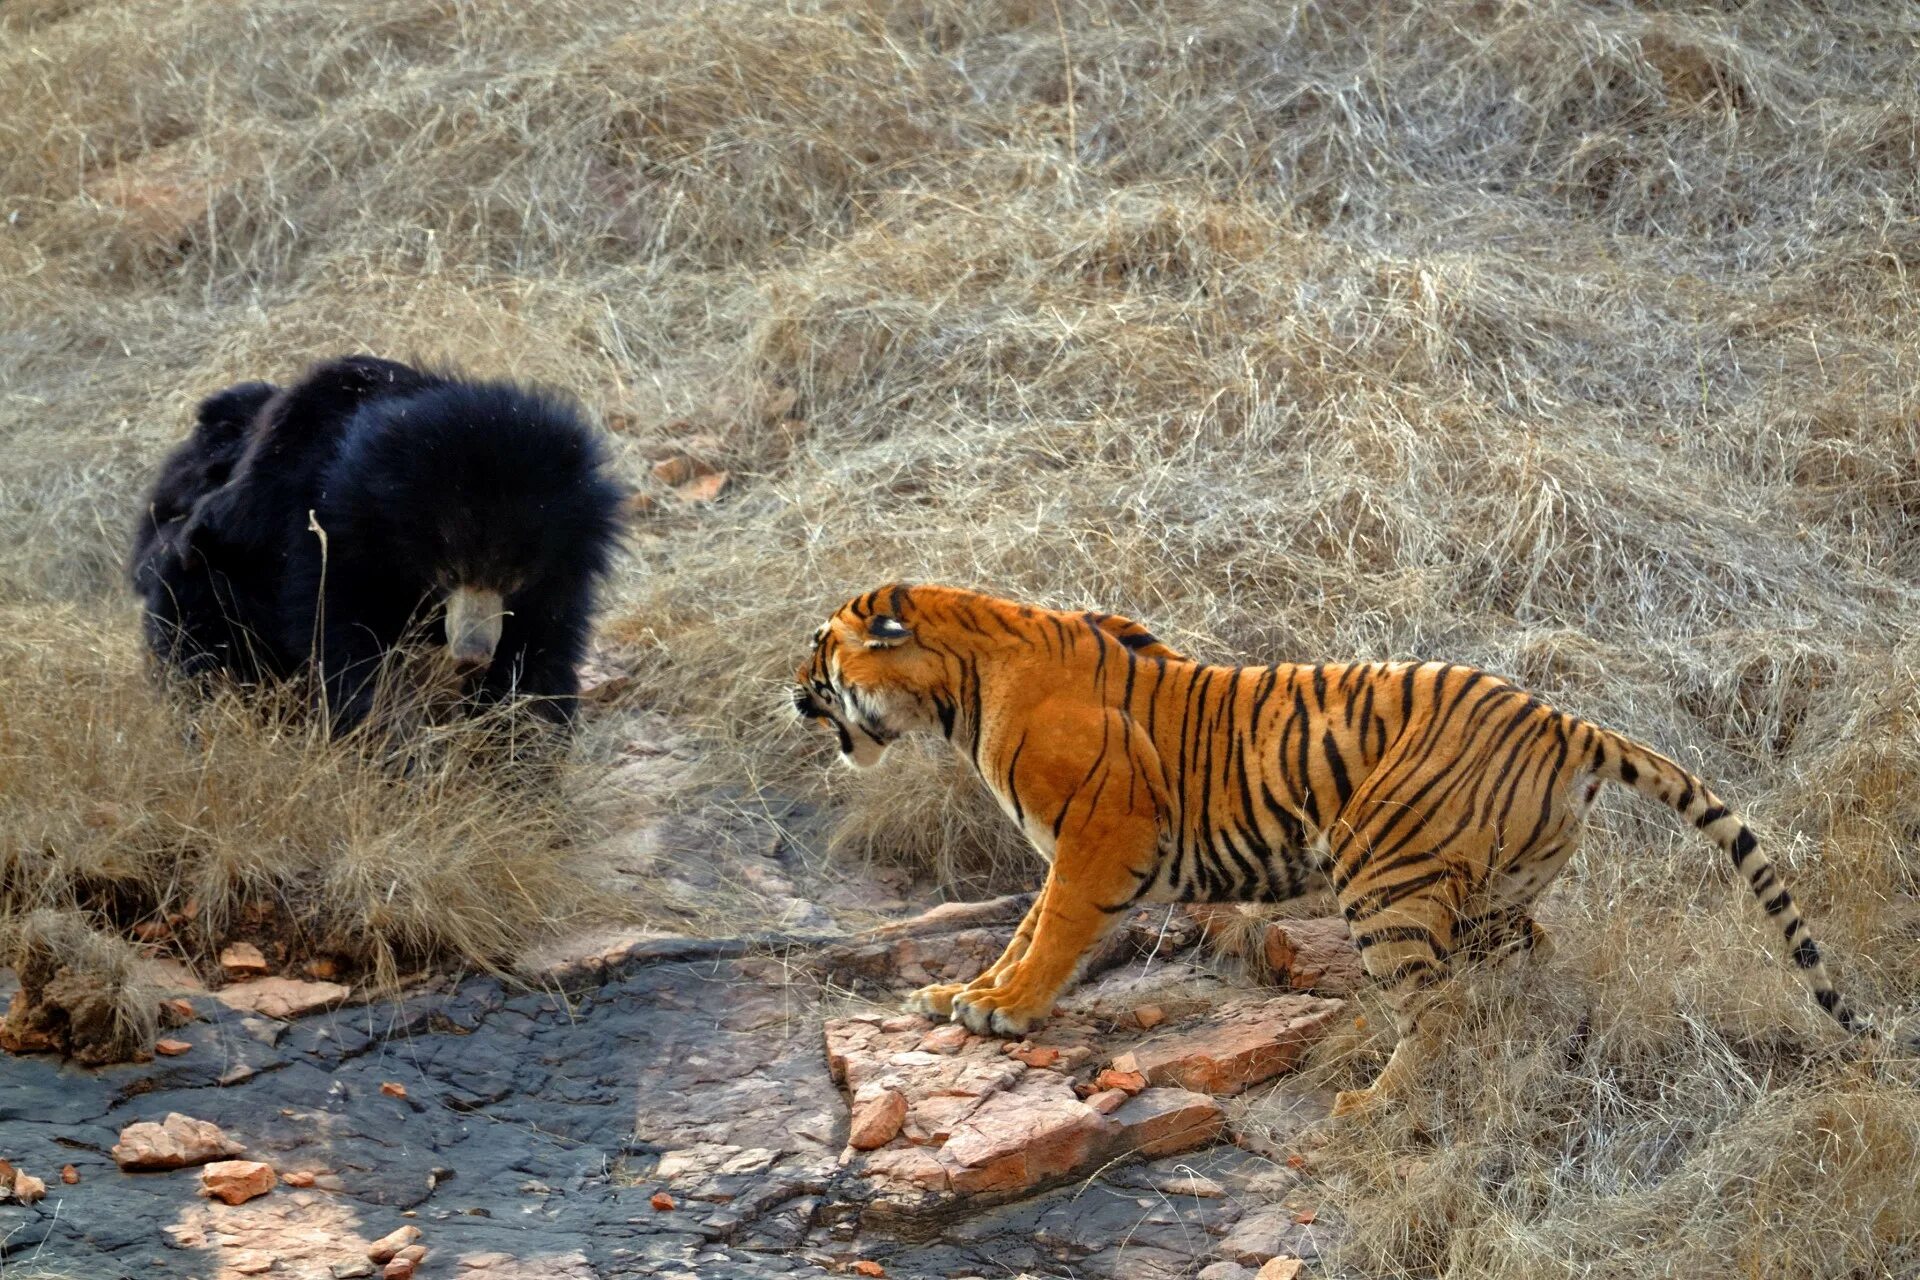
[{"left": 131, "top": 355, "right": 626, "bottom": 735}]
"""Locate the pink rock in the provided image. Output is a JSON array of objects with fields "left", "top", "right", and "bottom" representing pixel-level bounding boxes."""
[
  {"left": 213, "top": 977, "right": 350, "bottom": 1020},
  {"left": 847, "top": 1087, "right": 908, "bottom": 1149},
  {"left": 1087, "top": 1089, "right": 1130, "bottom": 1115},
  {"left": 201, "top": 1160, "right": 276, "bottom": 1205},
  {"left": 860, "top": 1144, "right": 951, "bottom": 1194},
  {"left": 367, "top": 1225, "right": 422, "bottom": 1262},
  {"left": 219, "top": 942, "right": 269, "bottom": 978},
  {"left": 1094, "top": 1068, "right": 1147, "bottom": 1095},
  {"left": 113, "top": 1113, "right": 245, "bottom": 1170},
  {"left": 1110, "top": 995, "right": 1344, "bottom": 1096},
  {"left": 1221, "top": 1205, "right": 1306, "bottom": 1265},
  {"left": 1263, "top": 917, "right": 1364, "bottom": 994},
  {"left": 943, "top": 1077, "right": 1109, "bottom": 1189},
  {"left": 1110, "top": 1088, "right": 1226, "bottom": 1157},
  {"left": 916, "top": 1023, "right": 970, "bottom": 1055}
]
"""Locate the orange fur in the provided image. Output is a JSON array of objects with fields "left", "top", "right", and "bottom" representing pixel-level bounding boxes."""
[{"left": 796, "top": 584, "right": 1869, "bottom": 1116}]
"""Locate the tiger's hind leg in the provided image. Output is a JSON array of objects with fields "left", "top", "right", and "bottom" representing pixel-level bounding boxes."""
[
  {"left": 1455, "top": 905, "right": 1555, "bottom": 966},
  {"left": 1330, "top": 877, "right": 1467, "bottom": 1121}
]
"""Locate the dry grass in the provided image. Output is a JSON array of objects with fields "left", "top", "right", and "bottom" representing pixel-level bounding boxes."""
[
  {"left": 0, "top": 608, "right": 604, "bottom": 992},
  {"left": 4, "top": 0, "right": 1919, "bottom": 1273}
]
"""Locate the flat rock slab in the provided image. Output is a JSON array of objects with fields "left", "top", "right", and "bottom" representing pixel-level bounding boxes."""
[
  {"left": 212, "top": 976, "right": 350, "bottom": 1020},
  {"left": 5, "top": 936, "right": 1340, "bottom": 1279},
  {"left": 1112, "top": 994, "right": 1348, "bottom": 1096}
]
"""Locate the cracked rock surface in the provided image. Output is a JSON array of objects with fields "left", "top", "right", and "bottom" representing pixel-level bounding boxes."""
[
  {"left": 4, "top": 806, "right": 1352, "bottom": 1280},
  {"left": 4, "top": 932, "right": 1346, "bottom": 1279}
]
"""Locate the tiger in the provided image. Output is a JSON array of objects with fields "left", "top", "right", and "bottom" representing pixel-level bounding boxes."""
[{"left": 794, "top": 583, "right": 1875, "bottom": 1118}]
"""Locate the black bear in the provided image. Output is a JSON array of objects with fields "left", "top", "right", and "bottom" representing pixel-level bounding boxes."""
[{"left": 131, "top": 355, "right": 626, "bottom": 735}]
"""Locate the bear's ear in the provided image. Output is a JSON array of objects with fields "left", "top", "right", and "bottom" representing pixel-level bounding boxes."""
[{"left": 865, "top": 615, "right": 911, "bottom": 649}]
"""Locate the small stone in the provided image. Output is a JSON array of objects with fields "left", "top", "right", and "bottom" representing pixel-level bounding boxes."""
[
  {"left": 113, "top": 1113, "right": 245, "bottom": 1170},
  {"left": 879, "top": 1015, "right": 928, "bottom": 1033},
  {"left": 1134, "top": 1004, "right": 1166, "bottom": 1030},
  {"left": 283, "top": 1170, "right": 317, "bottom": 1188},
  {"left": 131, "top": 920, "right": 173, "bottom": 943},
  {"left": 1293, "top": 1210, "right": 1316, "bottom": 1225},
  {"left": 1087, "top": 1089, "right": 1129, "bottom": 1114},
  {"left": 674, "top": 470, "right": 730, "bottom": 505},
  {"left": 304, "top": 957, "right": 341, "bottom": 980},
  {"left": 384, "top": 1261, "right": 416, "bottom": 1280},
  {"left": 853, "top": 1263, "right": 885, "bottom": 1277},
  {"left": 60, "top": 1165, "right": 78, "bottom": 1185},
  {"left": 158, "top": 997, "right": 195, "bottom": 1025},
  {"left": 848, "top": 1087, "right": 908, "bottom": 1150},
  {"left": 1257, "top": 1260, "right": 1305, "bottom": 1280},
  {"left": 380, "top": 1081, "right": 408, "bottom": 1099},
  {"left": 917, "top": 1023, "right": 970, "bottom": 1055},
  {"left": 12, "top": 1171, "right": 46, "bottom": 1204},
  {"left": 1221, "top": 1206, "right": 1304, "bottom": 1266},
  {"left": 650, "top": 1191, "right": 676, "bottom": 1211},
  {"left": 1095, "top": 1068, "right": 1147, "bottom": 1095},
  {"left": 220, "top": 942, "right": 269, "bottom": 978},
  {"left": 1199, "top": 1265, "right": 1254, "bottom": 1280},
  {"left": 394, "top": 1245, "right": 428, "bottom": 1265},
  {"left": 155, "top": 1038, "right": 192, "bottom": 1056},
  {"left": 331, "top": 1263, "right": 375, "bottom": 1279},
  {"left": 201, "top": 1159, "right": 276, "bottom": 1205},
  {"left": 367, "top": 1225, "right": 422, "bottom": 1263},
  {"left": 1157, "top": 1173, "right": 1225, "bottom": 1198},
  {"left": 650, "top": 455, "right": 699, "bottom": 486},
  {"left": 1012, "top": 1045, "right": 1060, "bottom": 1068}
]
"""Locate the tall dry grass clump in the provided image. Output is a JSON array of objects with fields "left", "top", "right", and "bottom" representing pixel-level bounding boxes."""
[
  {"left": 4, "top": 0, "right": 1919, "bottom": 1273},
  {"left": 0, "top": 611, "right": 601, "bottom": 992}
]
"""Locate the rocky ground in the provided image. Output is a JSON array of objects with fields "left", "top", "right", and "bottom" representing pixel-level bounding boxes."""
[{"left": 2, "top": 714, "right": 1363, "bottom": 1280}]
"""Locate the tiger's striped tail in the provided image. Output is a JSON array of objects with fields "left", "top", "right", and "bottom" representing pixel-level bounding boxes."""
[{"left": 1589, "top": 726, "right": 1870, "bottom": 1038}]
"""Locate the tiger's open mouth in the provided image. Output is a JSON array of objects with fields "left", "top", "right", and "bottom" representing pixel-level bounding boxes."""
[{"left": 792, "top": 682, "right": 896, "bottom": 766}]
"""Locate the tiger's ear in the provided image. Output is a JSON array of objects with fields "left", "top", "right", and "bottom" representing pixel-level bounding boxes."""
[
  {"left": 865, "top": 615, "right": 912, "bottom": 649},
  {"left": 1091, "top": 612, "right": 1185, "bottom": 661}
]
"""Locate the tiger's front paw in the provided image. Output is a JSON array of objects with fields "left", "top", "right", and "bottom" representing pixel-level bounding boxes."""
[
  {"left": 906, "top": 982, "right": 967, "bottom": 1018},
  {"left": 950, "top": 987, "right": 1045, "bottom": 1037}
]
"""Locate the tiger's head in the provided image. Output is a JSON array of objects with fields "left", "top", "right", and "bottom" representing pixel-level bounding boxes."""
[{"left": 794, "top": 583, "right": 946, "bottom": 768}]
